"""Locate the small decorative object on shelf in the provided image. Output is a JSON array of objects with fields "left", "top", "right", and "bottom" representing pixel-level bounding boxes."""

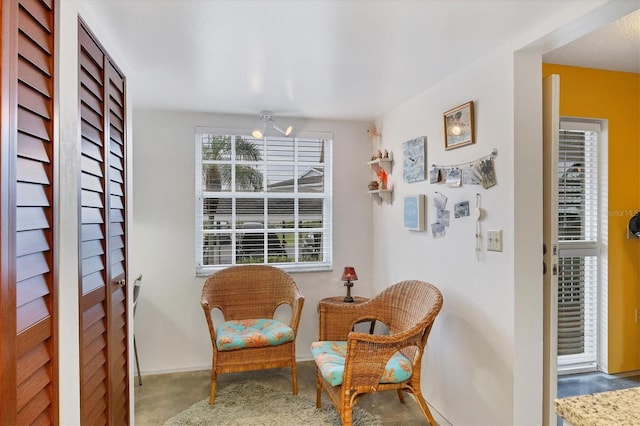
[
  {"left": 341, "top": 266, "right": 358, "bottom": 303},
  {"left": 368, "top": 181, "right": 379, "bottom": 191},
  {"left": 377, "top": 168, "right": 388, "bottom": 190}
]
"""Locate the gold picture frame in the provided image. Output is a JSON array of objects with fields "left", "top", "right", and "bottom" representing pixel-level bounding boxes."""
[{"left": 444, "top": 101, "right": 475, "bottom": 150}]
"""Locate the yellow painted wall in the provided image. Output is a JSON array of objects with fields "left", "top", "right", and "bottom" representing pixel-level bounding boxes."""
[{"left": 543, "top": 64, "right": 640, "bottom": 373}]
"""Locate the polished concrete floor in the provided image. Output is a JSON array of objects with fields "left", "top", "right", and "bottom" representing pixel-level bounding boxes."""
[{"left": 134, "top": 360, "right": 451, "bottom": 425}]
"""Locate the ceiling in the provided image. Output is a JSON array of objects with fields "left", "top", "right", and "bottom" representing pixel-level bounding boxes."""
[{"left": 85, "top": 1, "right": 640, "bottom": 121}]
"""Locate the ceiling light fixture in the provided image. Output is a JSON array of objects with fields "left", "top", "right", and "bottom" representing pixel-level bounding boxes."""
[{"left": 252, "top": 111, "right": 293, "bottom": 138}]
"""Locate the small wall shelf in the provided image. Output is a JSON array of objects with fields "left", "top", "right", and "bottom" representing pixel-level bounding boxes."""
[{"left": 367, "top": 152, "right": 393, "bottom": 202}]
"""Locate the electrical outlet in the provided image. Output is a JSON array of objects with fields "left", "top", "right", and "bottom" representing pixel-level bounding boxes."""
[{"left": 487, "top": 229, "right": 503, "bottom": 252}]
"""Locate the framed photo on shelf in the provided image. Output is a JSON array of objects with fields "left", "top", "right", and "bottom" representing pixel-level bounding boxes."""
[
  {"left": 403, "top": 194, "right": 425, "bottom": 231},
  {"left": 444, "top": 101, "right": 475, "bottom": 150}
]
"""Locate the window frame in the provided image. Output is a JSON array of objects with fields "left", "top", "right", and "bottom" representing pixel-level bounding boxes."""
[{"left": 195, "top": 127, "right": 333, "bottom": 276}]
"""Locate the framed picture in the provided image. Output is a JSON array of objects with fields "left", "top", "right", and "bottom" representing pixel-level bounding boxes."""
[
  {"left": 403, "top": 194, "right": 425, "bottom": 231},
  {"left": 402, "top": 136, "right": 426, "bottom": 183},
  {"left": 444, "top": 101, "right": 475, "bottom": 150}
]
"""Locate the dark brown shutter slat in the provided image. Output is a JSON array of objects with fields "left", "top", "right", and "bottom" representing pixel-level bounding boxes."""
[
  {"left": 16, "top": 229, "right": 49, "bottom": 257},
  {"left": 16, "top": 275, "right": 49, "bottom": 308},
  {"left": 16, "top": 206, "right": 49, "bottom": 231},
  {"left": 17, "top": 133, "right": 49, "bottom": 162}
]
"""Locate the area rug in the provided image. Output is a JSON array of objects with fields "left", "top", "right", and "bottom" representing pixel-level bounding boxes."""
[{"left": 163, "top": 380, "right": 382, "bottom": 426}]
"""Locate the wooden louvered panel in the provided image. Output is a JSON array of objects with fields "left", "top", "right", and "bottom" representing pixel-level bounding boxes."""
[
  {"left": 17, "top": 132, "right": 49, "bottom": 162},
  {"left": 20, "top": 0, "right": 53, "bottom": 32},
  {"left": 81, "top": 106, "right": 104, "bottom": 135},
  {"left": 110, "top": 194, "right": 123, "bottom": 209},
  {"left": 16, "top": 343, "right": 48, "bottom": 385},
  {"left": 16, "top": 360, "right": 50, "bottom": 410},
  {"left": 16, "top": 317, "right": 51, "bottom": 359},
  {"left": 18, "top": 58, "right": 50, "bottom": 97},
  {"left": 16, "top": 229, "right": 49, "bottom": 256},
  {"left": 16, "top": 181, "right": 49, "bottom": 206},
  {"left": 78, "top": 21, "right": 129, "bottom": 425},
  {"left": 18, "top": 31, "right": 50, "bottom": 76},
  {"left": 83, "top": 271, "right": 105, "bottom": 295},
  {"left": 80, "top": 56, "right": 103, "bottom": 88},
  {"left": 84, "top": 365, "right": 106, "bottom": 395},
  {"left": 82, "top": 190, "right": 104, "bottom": 209},
  {"left": 110, "top": 180, "right": 123, "bottom": 196},
  {"left": 83, "top": 312, "right": 106, "bottom": 343},
  {"left": 82, "top": 240, "right": 104, "bottom": 259},
  {"left": 17, "top": 3, "right": 52, "bottom": 52},
  {"left": 83, "top": 394, "right": 107, "bottom": 426},
  {"left": 83, "top": 172, "right": 103, "bottom": 193},
  {"left": 17, "top": 275, "right": 49, "bottom": 308},
  {"left": 82, "top": 206, "right": 104, "bottom": 224},
  {"left": 82, "top": 223, "right": 104, "bottom": 241},
  {"left": 17, "top": 297, "right": 49, "bottom": 333},
  {"left": 82, "top": 138, "right": 103, "bottom": 161},
  {"left": 81, "top": 120, "right": 104, "bottom": 148},
  {"left": 82, "top": 153, "right": 104, "bottom": 178},
  {"left": 83, "top": 256, "right": 105, "bottom": 277},
  {"left": 109, "top": 153, "right": 122, "bottom": 171},
  {"left": 17, "top": 386, "right": 51, "bottom": 426},
  {"left": 109, "top": 111, "right": 123, "bottom": 132},
  {"left": 17, "top": 107, "right": 49, "bottom": 140},
  {"left": 84, "top": 332, "right": 106, "bottom": 366},
  {"left": 17, "top": 206, "right": 49, "bottom": 231},
  {"left": 17, "top": 156, "right": 48, "bottom": 184},
  {"left": 110, "top": 208, "right": 124, "bottom": 223},
  {"left": 18, "top": 83, "right": 50, "bottom": 119},
  {"left": 16, "top": 251, "right": 49, "bottom": 282},
  {"left": 109, "top": 139, "right": 123, "bottom": 159},
  {"left": 110, "top": 249, "right": 124, "bottom": 266}
]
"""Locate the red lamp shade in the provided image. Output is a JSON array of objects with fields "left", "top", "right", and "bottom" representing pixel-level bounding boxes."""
[{"left": 341, "top": 266, "right": 358, "bottom": 282}]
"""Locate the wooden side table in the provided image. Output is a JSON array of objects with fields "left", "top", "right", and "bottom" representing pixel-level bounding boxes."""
[{"left": 317, "top": 296, "right": 375, "bottom": 340}]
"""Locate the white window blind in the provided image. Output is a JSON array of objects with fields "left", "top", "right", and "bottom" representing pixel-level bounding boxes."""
[
  {"left": 557, "top": 120, "right": 600, "bottom": 370},
  {"left": 195, "top": 129, "right": 333, "bottom": 275}
]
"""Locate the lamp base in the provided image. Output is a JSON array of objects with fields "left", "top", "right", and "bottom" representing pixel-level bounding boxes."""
[{"left": 344, "top": 280, "right": 354, "bottom": 302}]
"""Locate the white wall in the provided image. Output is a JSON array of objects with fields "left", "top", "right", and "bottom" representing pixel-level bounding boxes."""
[
  {"left": 131, "top": 111, "right": 374, "bottom": 373},
  {"left": 372, "top": 1, "right": 635, "bottom": 425}
]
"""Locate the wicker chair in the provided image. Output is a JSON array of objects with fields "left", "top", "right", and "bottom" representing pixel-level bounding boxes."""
[
  {"left": 312, "top": 280, "right": 443, "bottom": 425},
  {"left": 201, "top": 265, "right": 305, "bottom": 404}
]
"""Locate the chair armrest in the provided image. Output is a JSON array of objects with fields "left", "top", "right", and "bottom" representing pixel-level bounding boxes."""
[
  {"left": 201, "top": 300, "right": 218, "bottom": 345},
  {"left": 341, "top": 328, "right": 426, "bottom": 389},
  {"left": 289, "top": 293, "right": 305, "bottom": 334}
]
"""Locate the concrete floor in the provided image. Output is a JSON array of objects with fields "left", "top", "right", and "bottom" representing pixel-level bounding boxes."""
[{"left": 134, "top": 360, "right": 450, "bottom": 425}]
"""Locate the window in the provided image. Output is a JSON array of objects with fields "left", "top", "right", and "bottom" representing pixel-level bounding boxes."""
[
  {"left": 556, "top": 119, "right": 601, "bottom": 372},
  {"left": 195, "top": 128, "right": 332, "bottom": 275}
]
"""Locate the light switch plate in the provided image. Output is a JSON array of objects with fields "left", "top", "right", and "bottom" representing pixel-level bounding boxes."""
[{"left": 487, "top": 229, "right": 503, "bottom": 252}]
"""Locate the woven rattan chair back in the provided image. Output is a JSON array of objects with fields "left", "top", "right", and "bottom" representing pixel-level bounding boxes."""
[
  {"left": 314, "top": 280, "right": 442, "bottom": 426},
  {"left": 201, "top": 265, "right": 305, "bottom": 404}
]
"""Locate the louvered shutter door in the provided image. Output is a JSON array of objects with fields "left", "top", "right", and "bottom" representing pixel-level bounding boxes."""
[
  {"left": 1, "top": 0, "right": 58, "bottom": 424},
  {"left": 106, "top": 60, "right": 129, "bottom": 425},
  {"left": 557, "top": 122, "right": 599, "bottom": 366},
  {"left": 78, "top": 20, "right": 129, "bottom": 425}
]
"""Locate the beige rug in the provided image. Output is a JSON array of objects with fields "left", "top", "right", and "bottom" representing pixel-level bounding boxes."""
[{"left": 163, "top": 380, "right": 381, "bottom": 426}]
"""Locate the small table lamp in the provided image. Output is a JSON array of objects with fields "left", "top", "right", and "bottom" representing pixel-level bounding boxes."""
[{"left": 341, "top": 266, "right": 358, "bottom": 302}]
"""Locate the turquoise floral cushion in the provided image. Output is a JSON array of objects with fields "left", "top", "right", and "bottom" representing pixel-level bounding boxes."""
[
  {"left": 216, "top": 319, "right": 294, "bottom": 351},
  {"left": 310, "top": 341, "right": 412, "bottom": 386}
]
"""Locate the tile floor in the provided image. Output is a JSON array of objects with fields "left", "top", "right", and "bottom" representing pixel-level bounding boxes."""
[{"left": 134, "top": 360, "right": 451, "bottom": 425}]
